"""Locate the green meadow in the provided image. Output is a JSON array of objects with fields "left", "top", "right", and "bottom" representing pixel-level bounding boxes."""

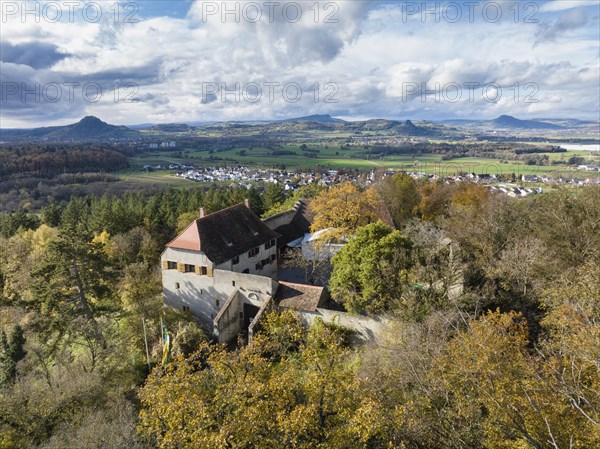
[{"left": 123, "top": 143, "right": 598, "bottom": 184}]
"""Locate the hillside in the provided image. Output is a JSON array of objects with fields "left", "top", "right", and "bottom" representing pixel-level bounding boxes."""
[
  {"left": 0, "top": 116, "right": 139, "bottom": 141},
  {"left": 281, "top": 114, "right": 347, "bottom": 124},
  {"left": 487, "top": 115, "right": 563, "bottom": 130}
]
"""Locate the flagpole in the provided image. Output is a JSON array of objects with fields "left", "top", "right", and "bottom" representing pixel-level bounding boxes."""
[
  {"left": 142, "top": 317, "right": 151, "bottom": 372},
  {"left": 160, "top": 317, "right": 164, "bottom": 342}
]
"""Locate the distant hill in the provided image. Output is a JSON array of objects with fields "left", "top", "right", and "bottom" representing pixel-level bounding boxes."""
[
  {"left": 488, "top": 115, "right": 563, "bottom": 130},
  {"left": 267, "top": 117, "right": 440, "bottom": 136},
  {"left": 280, "top": 114, "right": 347, "bottom": 124},
  {"left": 147, "top": 123, "right": 194, "bottom": 133},
  {"left": 349, "top": 119, "right": 437, "bottom": 136},
  {"left": 531, "top": 118, "right": 598, "bottom": 127},
  {"left": 438, "top": 115, "right": 572, "bottom": 131},
  {"left": 0, "top": 116, "right": 139, "bottom": 141}
]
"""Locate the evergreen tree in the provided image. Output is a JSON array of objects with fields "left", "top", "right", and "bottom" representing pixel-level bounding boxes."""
[
  {"left": 8, "top": 324, "right": 26, "bottom": 365},
  {"left": 42, "top": 202, "right": 63, "bottom": 227},
  {"left": 263, "top": 182, "right": 286, "bottom": 211},
  {"left": 0, "top": 330, "right": 16, "bottom": 386}
]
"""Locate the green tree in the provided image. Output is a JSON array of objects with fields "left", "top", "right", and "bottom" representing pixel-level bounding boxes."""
[
  {"left": 8, "top": 325, "right": 25, "bottom": 366},
  {"left": 0, "top": 331, "right": 15, "bottom": 386},
  {"left": 42, "top": 202, "right": 62, "bottom": 227},
  {"left": 30, "top": 231, "right": 115, "bottom": 347},
  {"left": 329, "top": 222, "right": 413, "bottom": 314},
  {"left": 263, "top": 182, "right": 286, "bottom": 211},
  {"left": 380, "top": 172, "right": 420, "bottom": 227},
  {"left": 0, "top": 324, "right": 25, "bottom": 387}
]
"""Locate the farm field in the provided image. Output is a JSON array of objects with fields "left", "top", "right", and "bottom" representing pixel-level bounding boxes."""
[{"left": 124, "top": 144, "right": 599, "bottom": 182}]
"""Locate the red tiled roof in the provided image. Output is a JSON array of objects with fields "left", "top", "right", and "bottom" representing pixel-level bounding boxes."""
[
  {"left": 166, "top": 203, "right": 279, "bottom": 264},
  {"left": 167, "top": 220, "right": 202, "bottom": 251},
  {"left": 276, "top": 281, "right": 325, "bottom": 312}
]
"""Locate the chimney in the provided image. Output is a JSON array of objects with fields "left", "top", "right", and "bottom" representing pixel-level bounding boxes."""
[
  {"left": 244, "top": 198, "right": 250, "bottom": 209},
  {"left": 200, "top": 207, "right": 205, "bottom": 218}
]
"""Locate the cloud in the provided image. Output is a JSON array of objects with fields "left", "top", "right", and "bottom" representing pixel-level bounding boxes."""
[
  {"left": 0, "top": 42, "right": 70, "bottom": 69},
  {"left": 0, "top": 62, "right": 87, "bottom": 122},
  {"left": 539, "top": 1, "right": 598, "bottom": 13},
  {"left": 0, "top": 0, "right": 598, "bottom": 126},
  {"left": 535, "top": 6, "right": 589, "bottom": 43}
]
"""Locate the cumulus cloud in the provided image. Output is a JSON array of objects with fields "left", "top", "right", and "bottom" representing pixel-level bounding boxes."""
[
  {"left": 0, "top": 42, "right": 71, "bottom": 69},
  {"left": 0, "top": 0, "right": 598, "bottom": 126}
]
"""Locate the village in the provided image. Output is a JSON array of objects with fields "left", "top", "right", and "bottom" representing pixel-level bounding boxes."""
[{"left": 143, "top": 164, "right": 600, "bottom": 197}]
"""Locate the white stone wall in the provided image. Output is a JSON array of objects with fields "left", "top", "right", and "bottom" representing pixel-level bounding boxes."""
[
  {"left": 163, "top": 247, "right": 213, "bottom": 268},
  {"left": 216, "top": 241, "right": 277, "bottom": 279},
  {"left": 161, "top": 247, "right": 277, "bottom": 333},
  {"left": 296, "top": 309, "right": 389, "bottom": 344},
  {"left": 214, "top": 290, "right": 242, "bottom": 344}
]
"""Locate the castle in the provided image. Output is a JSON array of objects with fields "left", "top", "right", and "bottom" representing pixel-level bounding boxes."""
[{"left": 161, "top": 200, "right": 331, "bottom": 343}]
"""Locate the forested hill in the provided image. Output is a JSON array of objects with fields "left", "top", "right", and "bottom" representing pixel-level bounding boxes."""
[
  {"left": 0, "top": 116, "right": 139, "bottom": 141},
  {"left": 0, "top": 142, "right": 129, "bottom": 181}
]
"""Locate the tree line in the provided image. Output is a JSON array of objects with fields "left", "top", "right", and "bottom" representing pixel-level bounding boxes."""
[{"left": 0, "top": 179, "right": 598, "bottom": 448}]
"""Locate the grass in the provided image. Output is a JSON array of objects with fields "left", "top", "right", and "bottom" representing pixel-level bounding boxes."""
[
  {"left": 120, "top": 145, "right": 597, "bottom": 186},
  {"left": 114, "top": 170, "right": 193, "bottom": 186}
]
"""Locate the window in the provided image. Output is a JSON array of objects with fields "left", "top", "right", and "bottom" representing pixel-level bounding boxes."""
[
  {"left": 255, "top": 262, "right": 262, "bottom": 270},
  {"left": 167, "top": 261, "right": 177, "bottom": 269},
  {"left": 242, "top": 269, "right": 250, "bottom": 274},
  {"left": 248, "top": 247, "right": 260, "bottom": 258},
  {"left": 264, "top": 239, "right": 276, "bottom": 250},
  {"left": 201, "top": 266, "right": 208, "bottom": 276},
  {"left": 184, "top": 264, "right": 195, "bottom": 273},
  {"left": 232, "top": 256, "right": 240, "bottom": 265},
  {"left": 215, "top": 299, "right": 220, "bottom": 307},
  {"left": 175, "top": 282, "right": 180, "bottom": 290},
  {"left": 182, "top": 305, "right": 190, "bottom": 313},
  {"left": 232, "top": 280, "right": 236, "bottom": 287},
  {"left": 270, "top": 254, "right": 277, "bottom": 262}
]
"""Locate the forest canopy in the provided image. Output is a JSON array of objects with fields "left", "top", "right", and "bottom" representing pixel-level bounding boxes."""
[{"left": 0, "top": 182, "right": 598, "bottom": 448}]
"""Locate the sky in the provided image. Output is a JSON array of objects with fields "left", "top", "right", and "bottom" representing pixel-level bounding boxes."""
[{"left": 1, "top": 0, "right": 599, "bottom": 127}]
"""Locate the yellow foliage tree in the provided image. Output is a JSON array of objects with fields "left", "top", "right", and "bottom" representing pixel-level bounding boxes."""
[
  {"left": 138, "top": 316, "right": 394, "bottom": 449},
  {"left": 20, "top": 224, "right": 59, "bottom": 254},
  {"left": 434, "top": 310, "right": 599, "bottom": 449},
  {"left": 309, "top": 183, "right": 384, "bottom": 236}
]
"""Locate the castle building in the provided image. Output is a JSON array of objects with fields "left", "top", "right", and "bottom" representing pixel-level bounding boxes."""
[{"left": 161, "top": 200, "right": 280, "bottom": 335}]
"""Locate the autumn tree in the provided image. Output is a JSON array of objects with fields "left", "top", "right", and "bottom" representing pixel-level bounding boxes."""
[
  {"left": 434, "top": 310, "right": 599, "bottom": 448},
  {"left": 401, "top": 221, "right": 464, "bottom": 320},
  {"left": 380, "top": 172, "right": 420, "bottom": 227},
  {"left": 329, "top": 222, "right": 413, "bottom": 314},
  {"left": 139, "top": 314, "right": 386, "bottom": 449},
  {"left": 30, "top": 230, "right": 115, "bottom": 348},
  {"left": 415, "top": 181, "right": 453, "bottom": 221},
  {"left": 538, "top": 261, "right": 600, "bottom": 441},
  {"left": 309, "top": 183, "right": 384, "bottom": 236}
]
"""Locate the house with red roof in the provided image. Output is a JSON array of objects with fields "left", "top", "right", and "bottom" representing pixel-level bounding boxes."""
[{"left": 161, "top": 200, "right": 280, "bottom": 335}]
